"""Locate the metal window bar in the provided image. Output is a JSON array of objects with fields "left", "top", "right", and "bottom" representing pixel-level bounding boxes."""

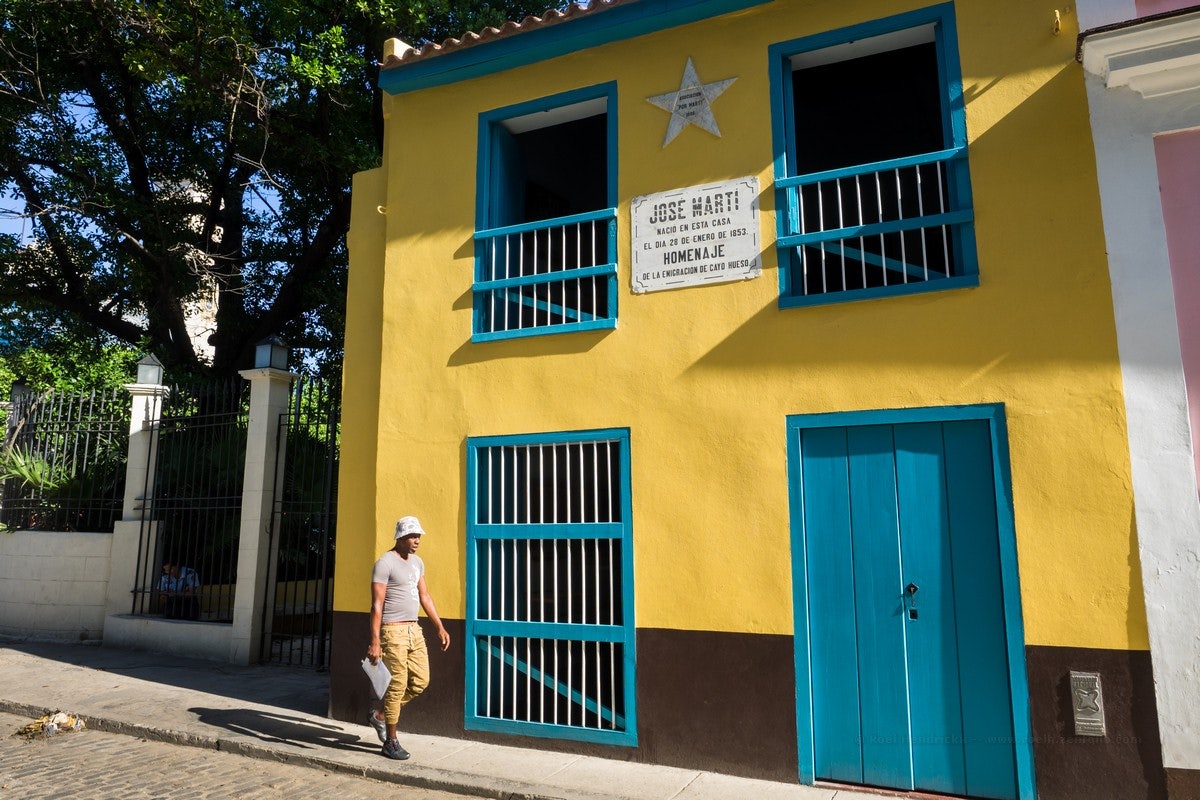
[
  {"left": 486, "top": 447, "right": 494, "bottom": 716},
  {"left": 475, "top": 636, "right": 626, "bottom": 731},
  {"left": 130, "top": 378, "right": 249, "bottom": 622},
  {"left": 471, "top": 438, "right": 626, "bottom": 733},
  {"left": 777, "top": 147, "right": 972, "bottom": 297},
  {"left": 474, "top": 209, "right": 618, "bottom": 337},
  {"left": 0, "top": 387, "right": 131, "bottom": 532}
]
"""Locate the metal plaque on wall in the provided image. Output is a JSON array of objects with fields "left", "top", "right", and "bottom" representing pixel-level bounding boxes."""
[
  {"left": 1070, "top": 670, "right": 1106, "bottom": 737},
  {"left": 630, "top": 176, "right": 761, "bottom": 294}
]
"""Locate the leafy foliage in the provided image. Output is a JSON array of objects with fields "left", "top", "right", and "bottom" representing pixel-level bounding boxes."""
[
  {"left": 0, "top": 0, "right": 548, "bottom": 379},
  {"left": 0, "top": 445, "right": 71, "bottom": 491},
  {"left": 0, "top": 337, "right": 143, "bottom": 393}
]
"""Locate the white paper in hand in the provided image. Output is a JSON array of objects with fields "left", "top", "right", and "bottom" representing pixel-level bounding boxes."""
[{"left": 361, "top": 657, "right": 392, "bottom": 699}]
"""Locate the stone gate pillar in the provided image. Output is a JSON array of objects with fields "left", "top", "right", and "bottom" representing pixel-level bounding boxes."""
[
  {"left": 229, "top": 339, "right": 294, "bottom": 665},
  {"left": 105, "top": 356, "right": 167, "bottom": 618}
]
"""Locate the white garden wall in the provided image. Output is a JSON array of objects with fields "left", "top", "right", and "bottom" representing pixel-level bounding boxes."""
[{"left": 0, "top": 530, "right": 112, "bottom": 642}]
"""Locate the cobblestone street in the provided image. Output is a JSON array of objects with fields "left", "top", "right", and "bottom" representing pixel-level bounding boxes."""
[{"left": 0, "top": 713, "right": 473, "bottom": 800}]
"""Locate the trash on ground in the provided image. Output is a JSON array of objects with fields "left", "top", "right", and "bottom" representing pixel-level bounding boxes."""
[{"left": 13, "top": 710, "right": 86, "bottom": 740}]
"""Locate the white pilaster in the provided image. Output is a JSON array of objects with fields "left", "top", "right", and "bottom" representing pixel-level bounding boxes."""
[
  {"left": 228, "top": 367, "right": 295, "bottom": 665},
  {"left": 105, "top": 383, "right": 167, "bottom": 618},
  {"left": 1082, "top": 14, "right": 1200, "bottom": 771}
]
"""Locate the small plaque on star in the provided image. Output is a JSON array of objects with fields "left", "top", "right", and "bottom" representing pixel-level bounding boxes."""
[{"left": 646, "top": 58, "right": 736, "bottom": 147}]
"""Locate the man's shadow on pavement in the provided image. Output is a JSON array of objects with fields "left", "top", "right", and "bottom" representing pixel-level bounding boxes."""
[{"left": 190, "top": 707, "right": 378, "bottom": 753}]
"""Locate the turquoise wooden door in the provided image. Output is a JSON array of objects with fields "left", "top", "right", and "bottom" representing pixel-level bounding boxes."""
[{"left": 791, "top": 418, "right": 1021, "bottom": 800}]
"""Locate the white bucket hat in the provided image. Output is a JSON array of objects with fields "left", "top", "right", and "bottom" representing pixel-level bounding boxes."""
[{"left": 395, "top": 515, "right": 426, "bottom": 539}]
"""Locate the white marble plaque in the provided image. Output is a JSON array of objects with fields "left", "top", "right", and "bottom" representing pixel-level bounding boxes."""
[{"left": 630, "top": 177, "right": 760, "bottom": 294}]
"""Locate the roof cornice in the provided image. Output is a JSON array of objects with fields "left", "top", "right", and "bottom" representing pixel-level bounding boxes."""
[
  {"left": 1079, "top": 7, "right": 1200, "bottom": 98},
  {"left": 378, "top": 0, "right": 773, "bottom": 96}
]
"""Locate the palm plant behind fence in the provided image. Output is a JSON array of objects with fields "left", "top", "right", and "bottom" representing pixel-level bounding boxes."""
[{"left": 0, "top": 388, "right": 131, "bottom": 532}]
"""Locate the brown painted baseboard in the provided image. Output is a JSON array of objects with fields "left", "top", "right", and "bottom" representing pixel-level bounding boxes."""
[
  {"left": 1025, "top": 645, "right": 1166, "bottom": 800},
  {"left": 329, "top": 610, "right": 466, "bottom": 737},
  {"left": 1166, "top": 767, "right": 1200, "bottom": 799},
  {"left": 331, "top": 614, "right": 1171, "bottom": 797},
  {"left": 636, "top": 626, "right": 798, "bottom": 781},
  {"left": 330, "top": 612, "right": 797, "bottom": 781}
]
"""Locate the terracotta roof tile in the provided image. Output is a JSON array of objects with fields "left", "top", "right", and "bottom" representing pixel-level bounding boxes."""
[{"left": 380, "top": 0, "right": 630, "bottom": 69}]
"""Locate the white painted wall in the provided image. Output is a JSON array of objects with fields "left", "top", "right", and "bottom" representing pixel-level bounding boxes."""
[
  {"left": 1074, "top": 0, "right": 1197, "bottom": 31},
  {"left": 0, "top": 530, "right": 112, "bottom": 642},
  {"left": 1078, "top": 0, "right": 1138, "bottom": 30},
  {"left": 0, "top": 527, "right": 238, "bottom": 660},
  {"left": 103, "top": 613, "right": 232, "bottom": 662},
  {"left": 1082, "top": 60, "right": 1200, "bottom": 770}
]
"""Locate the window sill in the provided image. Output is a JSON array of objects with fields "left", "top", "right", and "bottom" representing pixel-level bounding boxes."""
[
  {"left": 465, "top": 716, "right": 637, "bottom": 747},
  {"left": 471, "top": 318, "right": 617, "bottom": 343},
  {"left": 778, "top": 273, "right": 978, "bottom": 310}
]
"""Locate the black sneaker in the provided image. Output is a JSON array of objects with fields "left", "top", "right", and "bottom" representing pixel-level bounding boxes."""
[
  {"left": 367, "top": 710, "right": 387, "bottom": 743},
  {"left": 381, "top": 738, "right": 410, "bottom": 760}
]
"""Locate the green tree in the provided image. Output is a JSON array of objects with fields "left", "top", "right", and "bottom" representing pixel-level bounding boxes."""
[
  {"left": 0, "top": 0, "right": 546, "bottom": 380},
  {"left": 0, "top": 337, "right": 143, "bottom": 393}
]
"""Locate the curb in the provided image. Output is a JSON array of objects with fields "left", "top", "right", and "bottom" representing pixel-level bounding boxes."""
[{"left": 0, "top": 699, "right": 615, "bottom": 800}]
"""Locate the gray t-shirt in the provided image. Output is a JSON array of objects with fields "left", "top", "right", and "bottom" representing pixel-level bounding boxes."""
[{"left": 372, "top": 550, "right": 424, "bottom": 623}]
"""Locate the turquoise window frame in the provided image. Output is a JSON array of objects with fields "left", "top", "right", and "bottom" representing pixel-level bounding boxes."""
[
  {"left": 784, "top": 403, "right": 1035, "bottom": 799},
  {"left": 768, "top": 3, "right": 979, "bottom": 308},
  {"left": 474, "top": 82, "right": 619, "bottom": 343},
  {"left": 464, "top": 427, "right": 637, "bottom": 747}
]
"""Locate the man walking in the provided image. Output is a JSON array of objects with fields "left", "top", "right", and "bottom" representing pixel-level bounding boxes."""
[{"left": 366, "top": 515, "right": 451, "bottom": 760}]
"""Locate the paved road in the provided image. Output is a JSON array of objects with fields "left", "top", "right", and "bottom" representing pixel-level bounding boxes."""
[{"left": 0, "top": 712, "right": 475, "bottom": 800}]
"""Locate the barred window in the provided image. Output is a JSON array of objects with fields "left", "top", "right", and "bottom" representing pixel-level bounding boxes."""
[
  {"left": 474, "top": 84, "right": 618, "bottom": 341},
  {"left": 770, "top": 6, "right": 978, "bottom": 306},
  {"left": 465, "top": 429, "right": 635, "bottom": 746}
]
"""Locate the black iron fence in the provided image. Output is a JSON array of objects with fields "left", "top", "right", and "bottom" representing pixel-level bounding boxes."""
[
  {"left": 0, "top": 387, "right": 131, "bottom": 532},
  {"left": 261, "top": 375, "right": 340, "bottom": 667},
  {"left": 2, "top": 364, "right": 343, "bottom": 660},
  {"left": 131, "top": 378, "right": 249, "bottom": 622}
]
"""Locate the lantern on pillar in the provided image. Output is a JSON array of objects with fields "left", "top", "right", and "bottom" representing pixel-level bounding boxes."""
[
  {"left": 136, "top": 354, "right": 164, "bottom": 385},
  {"left": 255, "top": 336, "right": 289, "bottom": 370}
]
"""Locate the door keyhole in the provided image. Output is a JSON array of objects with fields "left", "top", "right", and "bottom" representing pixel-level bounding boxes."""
[{"left": 906, "top": 582, "right": 919, "bottom": 620}]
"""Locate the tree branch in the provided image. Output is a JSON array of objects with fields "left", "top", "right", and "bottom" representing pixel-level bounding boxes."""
[
  {"left": 218, "top": 193, "right": 350, "bottom": 372},
  {"left": 3, "top": 156, "right": 87, "bottom": 295}
]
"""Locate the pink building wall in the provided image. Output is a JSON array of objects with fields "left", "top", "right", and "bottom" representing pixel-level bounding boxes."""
[
  {"left": 1135, "top": 0, "right": 1197, "bottom": 17},
  {"left": 1155, "top": 127, "right": 1200, "bottom": 494}
]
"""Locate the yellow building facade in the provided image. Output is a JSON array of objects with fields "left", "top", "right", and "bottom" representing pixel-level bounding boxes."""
[{"left": 335, "top": 1, "right": 1164, "bottom": 798}]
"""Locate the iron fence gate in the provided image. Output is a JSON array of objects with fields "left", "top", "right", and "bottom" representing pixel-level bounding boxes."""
[
  {"left": 132, "top": 379, "right": 249, "bottom": 621},
  {"left": 261, "top": 374, "right": 339, "bottom": 667}
]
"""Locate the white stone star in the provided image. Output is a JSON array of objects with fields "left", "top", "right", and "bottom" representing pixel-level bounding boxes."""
[{"left": 646, "top": 58, "right": 736, "bottom": 147}]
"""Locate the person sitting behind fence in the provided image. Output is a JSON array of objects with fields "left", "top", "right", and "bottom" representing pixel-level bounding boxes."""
[{"left": 159, "top": 559, "right": 201, "bottom": 620}]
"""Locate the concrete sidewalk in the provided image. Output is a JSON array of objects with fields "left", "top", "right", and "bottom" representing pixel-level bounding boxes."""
[{"left": 0, "top": 640, "right": 894, "bottom": 800}]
